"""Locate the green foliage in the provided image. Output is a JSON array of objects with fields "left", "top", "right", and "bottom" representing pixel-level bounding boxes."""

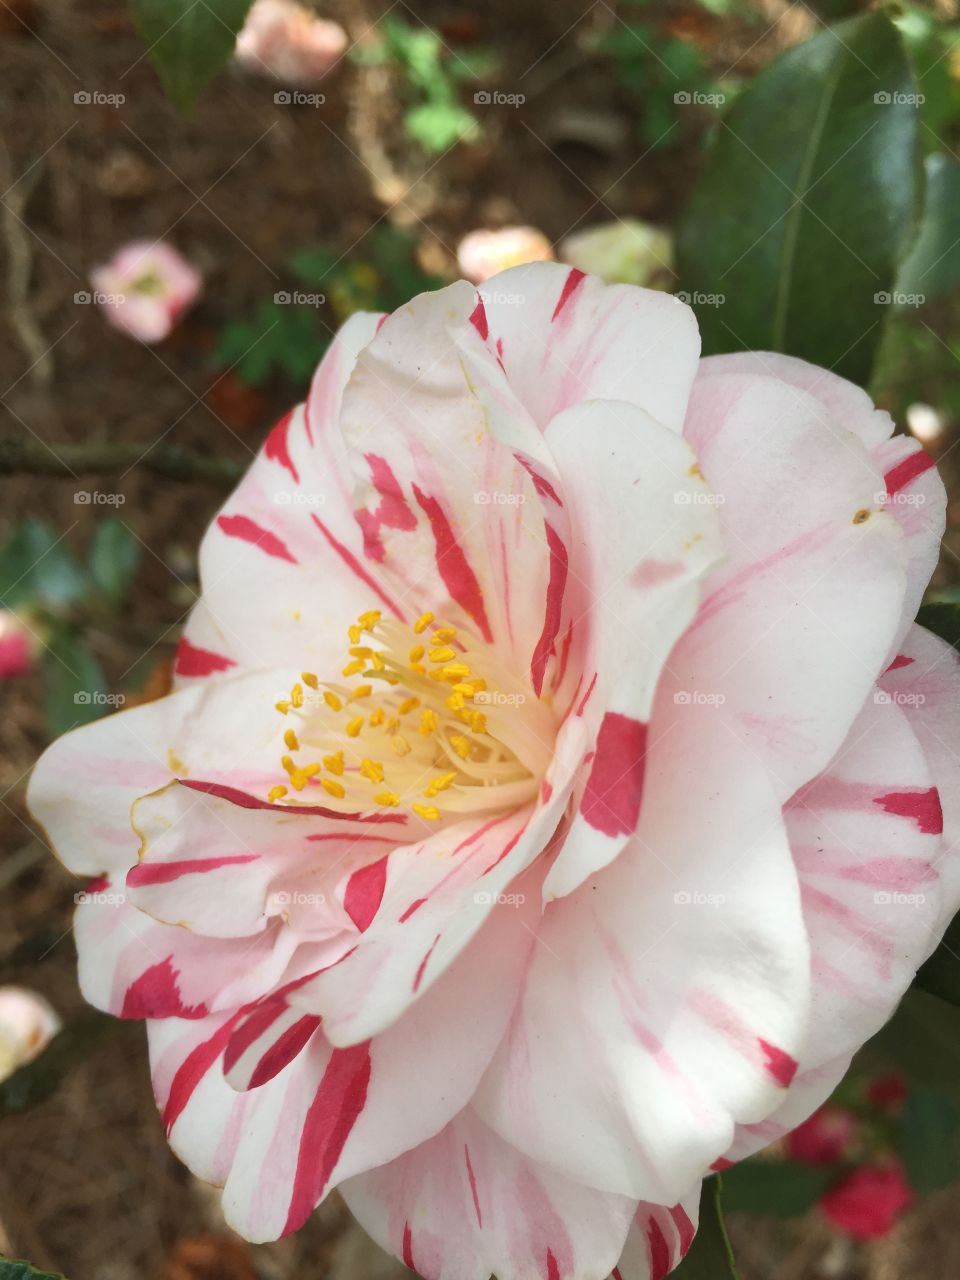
[
  {"left": 0, "top": 518, "right": 86, "bottom": 612},
  {"left": 893, "top": 6, "right": 960, "bottom": 150},
  {"left": 901, "top": 1087, "right": 960, "bottom": 1192},
  {"left": 130, "top": 0, "right": 255, "bottom": 111},
  {"left": 43, "top": 630, "right": 108, "bottom": 735},
  {"left": 292, "top": 225, "right": 445, "bottom": 316},
  {"left": 916, "top": 601, "right": 960, "bottom": 652},
  {"left": 0, "top": 1262, "right": 69, "bottom": 1280},
  {"left": 213, "top": 299, "right": 329, "bottom": 388},
  {"left": 673, "top": 1178, "right": 739, "bottom": 1278},
  {"left": 0, "top": 1012, "right": 120, "bottom": 1118},
  {"left": 897, "top": 153, "right": 960, "bottom": 304},
  {"left": 719, "top": 1160, "right": 836, "bottom": 1217},
  {"left": 88, "top": 517, "right": 141, "bottom": 610},
  {"left": 677, "top": 12, "right": 921, "bottom": 387}
]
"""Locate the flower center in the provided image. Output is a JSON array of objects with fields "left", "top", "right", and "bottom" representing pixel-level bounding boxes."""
[{"left": 267, "top": 610, "right": 551, "bottom": 822}]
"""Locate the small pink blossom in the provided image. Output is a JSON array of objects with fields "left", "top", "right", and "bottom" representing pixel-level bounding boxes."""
[
  {"left": 820, "top": 1162, "right": 914, "bottom": 1239},
  {"left": 559, "top": 219, "right": 674, "bottom": 288},
  {"left": 866, "top": 1072, "right": 908, "bottom": 1113},
  {"left": 0, "top": 986, "right": 61, "bottom": 1082},
  {"left": 234, "top": 0, "right": 347, "bottom": 85},
  {"left": 456, "top": 226, "right": 554, "bottom": 284},
  {"left": 0, "top": 611, "right": 32, "bottom": 679},
  {"left": 90, "top": 241, "right": 201, "bottom": 344},
  {"left": 785, "top": 1105, "right": 858, "bottom": 1165}
]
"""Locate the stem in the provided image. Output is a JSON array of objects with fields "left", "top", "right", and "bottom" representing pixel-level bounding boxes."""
[{"left": 0, "top": 437, "right": 244, "bottom": 487}]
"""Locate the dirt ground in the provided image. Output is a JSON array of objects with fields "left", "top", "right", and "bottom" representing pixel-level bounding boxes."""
[{"left": 1, "top": 1, "right": 959, "bottom": 1277}]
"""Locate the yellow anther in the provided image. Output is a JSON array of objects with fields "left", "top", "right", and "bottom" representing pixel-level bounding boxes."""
[
  {"left": 466, "top": 677, "right": 486, "bottom": 693},
  {"left": 441, "top": 663, "right": 471, "bottom": 681},
  {"left": 346, "top": 715, "right": 364, "bottom": 737},
  {"left": 290, "top": 764, "right": 321, "bottom": 791},
  {"left": 446, "top": 691, "right": 466, "bottom": 712},
  {"left": 426, "top": 772, "right": 457, "bottom": 796},
  {"left": 413, "top": 611, "right": 435, "bottom": 634},
  {"left": 412, "top": 803, "right": 441, "bottom": 821},
  {"left": 321, "top": 777, "right": 346, "bottom": 799},
  {"left": 342, "top": 659, "right": 365, "bottom": 677},
  {"left": 281, "top": 755, "right": 297, "bottom": 775},
  {"left": 450, "top": 734, "right": 471, "bottom": 759},
  {"left": 323, "top": 751, "right": 344, "bottom": 775},
  {"left": 275, "top": 700, "right": 290, "bottom": 715},
  {"left": 349, "top": 646, "right": 373, "bottom": 659},
  {"left": 386, "top": 717, "right": 401, "bottom": 733},
  {"left": 419, "top": 708, "right": 438, "bottom": 736},
  {"left": 370, "top": 651, "right": 385, "bottom": 671},
  {"left": 267, "top": 784, "right": 287, "bottom": 802},
  {"left": 375, "top": 791, "right": 401, "bottom": 807},
  {"left": 302, "top": 671, "right": 319, "bottom": 689},
  {"left": 358, "top": 609, "right": 382, "bottom": 630},
  {"left": 352, "top": 684, "right": 373, "bottom": 700},
  {"left": 391, "top": 734, "right": 412, "bottom": 756},
  {"left": 291, "top": 683, "right": 304, "bottom": 708},
  {"left": 409, "top": 662, "right": 427, "bottom": 675},
  {"left": 360, "top": 758, "right": 385, "bottom": 783},
  {"left": 323, "top": 691, "right": 343, "bottom": 712},
  {"left": 348, "top": 624, "right": 363, "bottom": 644},
  {"left": 284, "top": 729, "right": 300, "bottom": 751},
  {"left": 432, "top": 627, "right": 458, "bottom": 643},
  {"left": 429, "top": 646, "right": 457, "bottom": 663},
  {"left": 409, "top": 644, "right": 425, "bottom": 663},
  {"left": 369, "top": 707, "right": 385, "bottom": 727},
  {"left": 465, "top": 710, "right": 488, "bottom": 733},
  {"left": 398, "top": 696, "right": 420, "bottom": 715},
  {"left": 453, "top": 682, "right": 476, "bottom": 697}
]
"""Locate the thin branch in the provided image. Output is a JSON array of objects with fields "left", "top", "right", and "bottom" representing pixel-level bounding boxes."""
[{"left": 0, "top": 437, "right": 243, "bottom": 487}]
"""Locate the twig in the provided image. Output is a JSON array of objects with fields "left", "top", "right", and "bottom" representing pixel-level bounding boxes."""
[
  {"left": 0, "top": 437, "right": 243, "bottom": 487},
  {"left": 0, "top": 136, "right": 55, "bottom": 388}
]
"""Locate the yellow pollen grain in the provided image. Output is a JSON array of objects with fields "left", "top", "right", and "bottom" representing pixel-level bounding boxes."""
[
  {"left": 429, "top": 646, "right": 457, "bottom": 664},
  {"left": 348, "top": 625, "right": 363, "bottom": 644},
  {"left": 346, "top": 715, "right": 364, "bottom": 737},
  {"left": 446, "top": 692, "right": 466, "bottom": 712},
  {"left": 358, "top": 610, "right": 382, "bottom": 630},
  {"left": 852, "top": 508, "right": 871, "bottom": 524},
  {"left": 409, "top": 662, "right": 427, "bottom": 675},
  {"left": 413, "top": 611, "right": 435, "bottom": 634},
  {"left": 370, "top": 651, "right": 385, "bottom": 671},
  {"left": 441, "top": 663, "right": 471, "bottom": 680},
  {"left": 398, "top": 696, "right": 420, "bottom": 715},
  {"left": 352, "top": 684, "right": 373, "bottom": 700},
  {"left": 291, "top": 764, "right": 320, "bottom": 791},
  {"left": 452, "top": 682, "right": 476, "bottom": 697},
  {"left": 391, "top": 734, "right": 412, "bottom": 756},
  {"left": 386, "top": 716, "right": 401, "bottom": 733},
  {"left": 284, "top": 729, "right": 300, "bottom": 752},
  {"left": 412, "top": 803, "right": 441, "bottom": 821},
  {"left": 450, "top": 734, "right": 471, "bottom": 759},
  {"left": 409, "top": 644, "right": 425, "bottom": 663},
  {"left": 349, "top": 646, "right": 373, "bottom": 659},
  {"left": 369, "top": 707, "right": 385, "bottom": 727},
  {"left": 323, "top": 751, "right": 344, "bottom": 775},
  {"left": 321, "top": 777, "right": 346, "bottom": 799},
  {"left": 275, "top": 700, "right": 290, "bottom": 714},
  {"left": 360, "top": 758, "right": 385, "bottom": 783},
  {"left": 291, "top": 683, "right": 304, "bottom": 708},
  {"left": 281, "top": 755, "right": 297, "bottom": 775},
  {"left": 432, "top": 627, "right": 457, "bottom": 643},
  {"left": 323, "top": 691, "right": 343, "bottom": 712},
  {"left": 267, "top": 784, "right": 287, "bottom": 802},
  {"left": 426, "top": 772, "right": 456, "bottom": 795},
  {"left": 302, "top": 672, "right": 319, "bottom": 689},
  {"left": 419, "top": 708, "right": 438, "bottom": 736},
  {"left": 342, "top": 659, "right": 365, "bottom": 677},
  {"left": 375, "top": 791, "right": 401, "bottom": 806}
]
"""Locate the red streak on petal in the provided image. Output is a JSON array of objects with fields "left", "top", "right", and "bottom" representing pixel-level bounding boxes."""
[
  {"left": 180, "top": 778, "right": 404, "bottom": 823},
  {"left": 412, "top": 484, "right": 493, "bottom": 642},
  {"left": 310, "top": 514, "right": 406, "bottom": 619},
  {"left": 248, "top": 1014, "right": 321, "bottom": 1088},
  {"left": 546, "top": 1250, "right": 561, "bottom": 1280},
  {"left": 581, "top": 712, "right": 648, "bottom": 837},
  {"left": 464, "top": 1143, "right": 482, "bottom": 1226},
  {"left": 86, "top": 876, "right": 109, "bottom": 894},
  {"left": 515, "top": 453, "right": 563, "bottom": 506},
  {"left": 216, "top": 514, "right": 297, "bottom": 563},
  {"left": 357, "top": 453, "right": 418, "bottom": 561},
  {"left": 399, "top": 897, "right": 427, "bottom": 923},
  {"left": 531, "top": 522, "right": 569, "bottom": 696},
  {"left": 885, "top": 654, "right": 914, "bottom": 672},
  {"left": 402, "top": 1222, "right": 415, "bottom": 1270},
  {"left": 759, "top": 1038, "right": 798, "bottom": 1087},
  {"left": 875, "top": 787, "right": 943, "bottom": 834},
  {"left": 283, "top": 1041, "right": 372, "bottom": 1235},
  {"left": 885, "top": 448, "right": 936, "bottom": 496},
  {"left": 469, "top": 299, "right": 489, "bottom": 340},
  {"left": 174, "top": 637, "right": 236, "bottom": 677},
  {"left": 343, "top": 855, "right": 389, "bottom": 932},
  {"left": 412, "top": 933, "right": 442, "bottom": 993},
  {"left": 551, "top": 268, "right": 586, "bottom": 320},
  {"left": 224, "top": 1002, "right": 286, "bottom": 1076},
  {"left": 121, "top": 955, "right": 209, "bottom": 1021},
  {"left": 127, "top": 854, "right": 258, "bottom": 888},
  {"left": 669, "top": 1204, "right": 696, "bottom": 1257},
  {"left": 162, "top": 1009, "right": 244, "bottom": 1134},
  {"left": 711, "top": 1157, "right": 734, "bottom": 1171},
  {"left": 646, "top": 1217, "right": 672, "bottom": 1280},
  {"left": 576, "top": 672, "right": 598, "bottom": 717},
  {"left": 264, "top": 408, "right": 300, "bottom": 484}
]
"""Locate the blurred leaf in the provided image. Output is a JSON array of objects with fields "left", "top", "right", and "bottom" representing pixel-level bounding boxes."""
[
  {"left": 897, "top": 154, "right": 960, "bottom": 303},
  {"left": 0, "top": 1011, "right": 119, "bottom": 1117},
  {"left": 914, "top": 909, "right": 960, "bottom": 1004},
  {"left": 0, "top": 519, "right": 87, "bottom": 611},
  {"left": 720, "top": 1159, "right": 836, "bottom": 1216},
  {"left": 405, "top": 100, "right": 478, "bottom": 151},
  {"left": 673, "top": 1178, "right": 739, "bottom": 1278},
  {"left": 901, "top": 1087, "right": 960, "bottom": 1191},
  {"left": 130, "top": 0, "right": 255, "bottom": 111},
  {"left": 677, "top": 12, "right": 921, "bottom": 386},
  {"left": 917, "top": 601, "right": 960, "bottom": 651},
  {"left": 89, "top": 517, "right": 141, "bottom": 609},
  {"left": 856, "top": 988, "right": 960, "bottom": 1098},
  {"left": 893, "top": 8, "right": 960, "bottom": 150},
  {"left": 288, "top": 245, "right": 340, "bottom": 285},
  {"left": 214, "top": 301, "right": 328, "bottom": 388},
  {"left": 0, "top": 1262, "right": 69, "bottom": 1280},
  {"left": 43, "top": 629, "right": 107, "bottom": 735}
]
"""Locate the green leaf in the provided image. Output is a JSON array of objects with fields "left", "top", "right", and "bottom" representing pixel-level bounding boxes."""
[
  {"left": 897, "top": 154, "right": 960, "bottom": 303},
  {"left": 0, "top": 1011, "right": 120, "bottom": 1117},
  {"left": 0, "top": 1261, "right": 69, "bottom": 1280},
  {"left": 88, "top": 517, "right": 141, "bottom": 609},
  {"left": 720, "top": 1159, "right": 836, "bottom": 1216},
  {"left": 43, "top": 629, "right": 108, "bottom": 735},
  {"left": 130, "top": 0, "right": 255, "bottom": 111},
  {"left": 901, "top": 1087, "right": 960, "bottom": 1191},
  {"left": 917, "top": 601, "right": 960, "bottom": 651},
  {"left": 0, "top": 519, "right": 87, "bottom": 611},
  {"left": 856, "top": 988, "right": 960, "bottom": 1099},
  {"left": 673, "top": 1178, "right": 739, "bottom": 1278},
  {"left": 676, "top": 12, "right": 921, "bottom": 386},
  {"left": 405, "top": 101, "right": 479, "bottom": 152},
  {"left": 914, "top": 908, "right": 960, "bottom": 1005}
]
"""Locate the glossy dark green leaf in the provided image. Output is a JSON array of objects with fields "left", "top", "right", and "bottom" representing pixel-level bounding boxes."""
[
  {"left": 897, "top": 154, "right": 960, "bottom": 303},
  {"left": 0, "top": 1261, "right": 69, "bottom": 1280},
  {"left": 901, "top": 1087, "right": 960, "bottom": 1191},
  {"left": 0, "top": 1012, "right": 119, "bottom": 1117},
  {"left": 720, "top": 1159, "right": 836, "bottom": 1217},
  {"left": 43, "top": 630, "right": 108, "bottom": 735},
  {"left": 914, "top": 908, "right": 960, "bottom": 1005},
  {"left": 130, "top": 0, "right": 255, "bottom": 111},
  {"left": 917, "top": 601, "right": 960, "bottom": 652},
  {"left": 856, "top": 988, "right": 960, "bottom": 1098},
  {"left": 676, "top": 12, "right": 921, "bottom": 385},
  {"left": 0, "top": 519, "right": 86, "bottom": 611},
  {"left": 89, "top": 517, "right": 141, "bottom": 609},
  {"left": 673, "top": 1178, "right": 739, "bottom": 1279}
]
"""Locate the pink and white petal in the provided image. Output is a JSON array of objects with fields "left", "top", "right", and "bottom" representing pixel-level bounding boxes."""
[
  {"left": 338, "top": 280, "right": 554, "bottom": 660},
  {"left": 678, "top": 371, "right": 908, "bottom": 802},
  {"left": 148, "top": 892, "right": 541, "bottom": 1242},
  {"left": 539, "top": 400, "right": 724, "bottom": 900},
  {"left": 610, "top": 1189, "right": 701, "bottom": 1280},
  {"left": 341, "top": 1107, "right": 638, "bottom": 1280},
  {"left": 476, "top": 733, "right": 810, "bottom": 1205},
  {"left": 721, "top": 1054, "right": 852, "bottom": 1166},
  {"left": 478, "top": 264, "right": 701, "bottom": 433},
  {"left": 74, "top": 881, "right": 300, "bottom": 1020}
]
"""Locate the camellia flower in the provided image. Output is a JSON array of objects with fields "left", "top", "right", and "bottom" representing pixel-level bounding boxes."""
[
  {"left": 29, "top": 265, "right": 960, "bottom": 1277},
  {"left": 90, "top": 241, "right": 201, "bottom": 344},
  {"left": 820, "top": 1162, "right": 914, "bottom": 1239},
  {"left": 0, "top": 986, "right": 61, "bottom": 1082},
  {"left": 559, "top": 219, "right": 674, "bottom": 289},
  {"left": 456, "top": 226, "right": 554, "bottom": 284},
  {"left": 234, "top": 0, "right": 347, "bottom": 85},
  {"left": 784, "top": 1104, "right": 857, "bottom": 1166},
  {"left": 0, "top": 610, "right": 32, "bottom": 679}
]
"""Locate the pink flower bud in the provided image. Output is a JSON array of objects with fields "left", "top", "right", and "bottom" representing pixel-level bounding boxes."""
[
  {"left": 785, "top": 1105, "right": 858, "bottom": 1165},
  {"left": 234, "top": 0, "right": 347, "bottom": 86},
  {"left": 90, "top": 241, "right": 201, "bottom": 344},
  {"left": 820, "top": 1162, "right": 913, "bottom": 1239},
  {"left": 0, "top": 611, "right": 33, "bottom": 680},
  {"left": 0, "top": 986, "right": 61, "bottom": 1082},
  {"left": 456, "top": 227, "right": 554, "bottom": 284}
]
